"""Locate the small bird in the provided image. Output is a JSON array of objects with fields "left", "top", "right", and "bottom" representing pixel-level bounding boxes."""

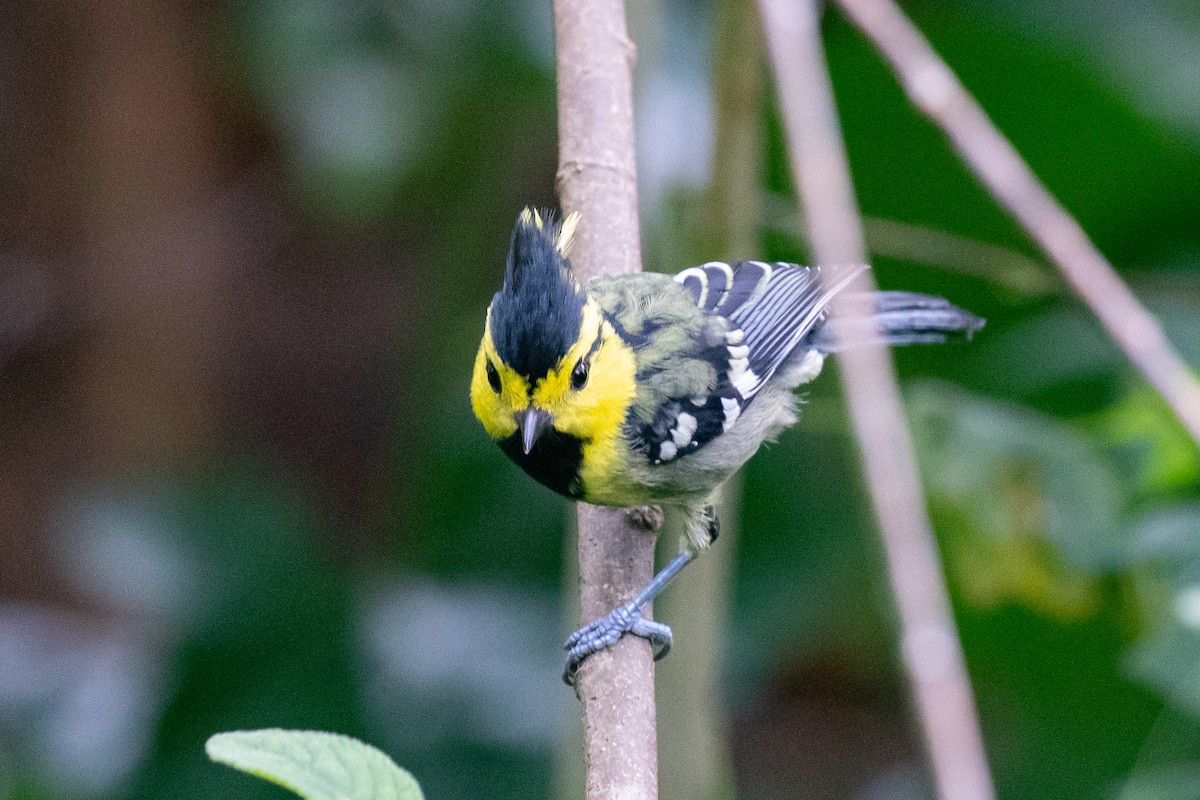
[{"left": 471, "top": 208, "right": 983, "bottom": 684}]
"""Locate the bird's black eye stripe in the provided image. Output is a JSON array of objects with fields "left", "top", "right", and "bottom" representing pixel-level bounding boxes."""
[
  {"left": 486, "top": 360, "right": 502, "bottom": 393},
  {"left": 570, "top": 359, "right": 589, "bottom": 390}
]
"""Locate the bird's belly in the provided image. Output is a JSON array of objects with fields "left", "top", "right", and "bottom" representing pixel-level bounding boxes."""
[{"left": 582, "top": 386, "right": 800, "bottom": 507}]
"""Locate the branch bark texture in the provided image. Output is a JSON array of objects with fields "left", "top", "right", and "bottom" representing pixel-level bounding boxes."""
[
  {"left": 758, "top": 1, "right": 996, "bottom": 799},
  {"left": 553, "top": 2, "right": 658, "bottom": 799},
  {"left": 834, "top": 0, "right": 1200, "bottom": 445}
]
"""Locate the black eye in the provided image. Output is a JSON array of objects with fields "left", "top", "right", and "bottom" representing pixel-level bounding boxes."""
[
  {"left": 570, "top": 359, "right": 589, "bottom": 390},
  {"left": 486, "top": 361, "right": 502, "bottom": 393}
]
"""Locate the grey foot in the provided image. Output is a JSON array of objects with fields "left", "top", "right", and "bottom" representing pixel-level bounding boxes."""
[
  {"left": 563, "top": 602, "right": 673, "bottom": 685},
  {"left": 627, "top": 504, "right": 664, "bottom": 532}
]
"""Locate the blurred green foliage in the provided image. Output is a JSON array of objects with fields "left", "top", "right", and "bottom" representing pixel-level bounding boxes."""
[
  {"left": 910, "top": 382, "right": 1121, "bottom": 618},
  {"left": 125, "top": 466, "right": 362, "bottom": 800}
]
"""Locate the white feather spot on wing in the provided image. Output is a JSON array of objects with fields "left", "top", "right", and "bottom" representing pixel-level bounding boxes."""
[
  {"left": 721, "top": 397, "right": 741, "bottom": 430},
  {"left": 703, "top": 261, "right": 735, "bottom": 283},
  {"left": 734, "top": 369, "right": 760, "bottom": 396},
  {"left": 788, "top": 349, "right": 826, "bottom": 385},
  {"left": 671, "top": 412, "right": 698, "bottom": 447}
]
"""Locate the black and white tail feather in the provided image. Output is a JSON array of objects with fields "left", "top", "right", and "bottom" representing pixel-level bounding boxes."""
[
  {"left": 808, "top": 289, "right": 986, "bottom": 352},
  {"left": 676, "top": 260, "right": 982, "bottom": 379},
  {"left": 647, "top": 260, "right": 982, "bottom": 465}
]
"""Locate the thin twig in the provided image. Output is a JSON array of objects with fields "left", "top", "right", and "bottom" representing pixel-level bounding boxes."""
[
  {"left": 658, "top": 2, "right": 763, "bottom": 799},
  {"left": 758, "top": 1, "right": 997, "bottom": 799},
  {"left": 553, "top": 2, "right": 659, "bottom": 799},
  {"left": 834, "top": 0, "right": 1200, "bottom": 444},
  {"left": 763, "top": 193, "right": 1058, "bottom": 298}
]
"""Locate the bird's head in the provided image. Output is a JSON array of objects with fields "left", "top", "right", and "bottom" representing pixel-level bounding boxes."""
[{"left": 471, "top": 208, "right": 636, "bottom": 497}]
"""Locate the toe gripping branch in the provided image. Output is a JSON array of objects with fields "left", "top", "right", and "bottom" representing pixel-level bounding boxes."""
[{"left": 563, "top": 505, "right": 718, "bottom": 685}]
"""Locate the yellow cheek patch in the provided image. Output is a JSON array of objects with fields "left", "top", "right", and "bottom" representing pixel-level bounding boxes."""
[
  {"left": 472, "top": 299, "right": 638, "bottom": 498},
  {"left": 532, "top": 304, "right": 638, "bottom": 492},
  {"left": 536, "top": 323, "right": 635, "bottom": 436},
  {"left": 470, "top": 323, "right": 529, "bottom": 440}
]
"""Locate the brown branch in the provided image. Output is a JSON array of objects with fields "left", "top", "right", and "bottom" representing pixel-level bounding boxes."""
[
  {"left": 658, "top": 3, "right": 763, "bottom": 799},
  {"left": 834, "top": 0, "right": 1200, "bottom": 445},
  {"left": 763, "top": 193, "right": 1058, "bottom": 298},
  {"left": 553, "top": 2, "right": 658, "bottom": 799},
  {"left": 758, "top": 1, "right": 997, "bottom": 799}
]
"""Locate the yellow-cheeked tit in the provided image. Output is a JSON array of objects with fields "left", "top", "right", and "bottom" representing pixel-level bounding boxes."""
[{"left": 471, "top": 208, "right": 983, "bottom": 684}]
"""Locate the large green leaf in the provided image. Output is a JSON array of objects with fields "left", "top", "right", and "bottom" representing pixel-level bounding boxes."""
[
  {"left": 1089, "top": 387, "right": 1200, "bottom": 500},
  {"left": 909, "top": 382, "right": 1125, "bottom": 617},
  {"left": 1115, "top": 766, "right": 1200, "bottom": 800},
  {"left": 207, "top": 730, "right": 424, "bottom": 800},
  {"left": 1126, "top": 505, "right": 1200, "bottom": 717}
]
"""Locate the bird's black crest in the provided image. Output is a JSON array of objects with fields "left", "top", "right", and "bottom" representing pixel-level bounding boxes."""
[{"left": 490, "top": 208, "right": 585, "bottom": 378}]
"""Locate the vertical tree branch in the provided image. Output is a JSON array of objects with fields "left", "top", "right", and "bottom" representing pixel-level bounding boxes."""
[
  {"left": 758, "top": 1, "right": 997, "bottom": 799},
  {"left": 77, "top": 0, "right": 229, "bottom": 477},
  {"left": 834, "top": 0, "right": 1200, "bottom": 445},
  {"left": 702, "top": 0, "right": 767, "bottom": 265},
  {"left": 553, "top": 2, "right": 658, "bottom": 799}
]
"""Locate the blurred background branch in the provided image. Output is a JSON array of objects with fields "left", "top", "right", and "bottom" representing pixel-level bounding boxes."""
[
  {"left": 763, "top": 194, "right": 1059, "bottom": 299},
  {"left": 657, "top": 2, "right": 763, "bottom": 799},
  {"left": 757, "top": 0, "right": 997, "bottom": 798},
  {"left": 834, "top": 0, "right": 1200, "bottom": 445}
]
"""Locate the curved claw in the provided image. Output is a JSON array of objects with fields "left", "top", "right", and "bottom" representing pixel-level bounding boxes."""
[
  {"left": 562, "top": 603, "right": 675, "bottom": 685},
  {"left": 629, "top": 617, "right": 673, "bottom": 661}
]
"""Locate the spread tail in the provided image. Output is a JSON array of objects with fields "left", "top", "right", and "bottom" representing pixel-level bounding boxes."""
[{"left": 808, "top": 291, "right": 984, "bottom": 353}]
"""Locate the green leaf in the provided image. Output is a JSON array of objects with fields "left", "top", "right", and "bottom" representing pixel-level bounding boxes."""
[
  {"left": 1088, "top": 386, "right": 1200, "bottom": 498},
  {"left": 1115, "top": 766, "right": 1200, "bottom": 800},
  {"left": 1126, "top": 505, "right": 1200, "bottom": 717},
  {"left": 908, "top": 381, "right": 1125, "bottom": 618},
  {"left": 206, "top": 729, "right": 424, "bottom": 800}
]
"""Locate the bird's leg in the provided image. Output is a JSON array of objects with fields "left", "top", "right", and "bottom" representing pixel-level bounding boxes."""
[
  {"left": 563, "top": 549, "right": 693, "bottom": 685},
  {"left": 626, "top": 504, "right": 665, "bottom": 532},
  {"left": 563, "top": 504, "right": 719, "bottom": 685}
]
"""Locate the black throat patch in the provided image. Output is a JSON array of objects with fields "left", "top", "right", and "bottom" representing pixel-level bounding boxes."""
[{"left": 498, "top": 429, "right": 585, "bottom": 499}]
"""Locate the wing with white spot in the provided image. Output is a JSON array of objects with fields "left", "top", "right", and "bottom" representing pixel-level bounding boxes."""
[
  {"left": 638, "top": 384, "right": 745, "bottom": 464},
  {"left": 675, "top": 260, "right": 772, "bottom": 316},
  {"left": 674, "top": 260, "right": 866, "bottom": 399},
  {"left": 641, "top": 260, "right": 865, "bottom": 464},
  {"left": 720, "top": 262, "right": 866, "bottom": 399}
]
